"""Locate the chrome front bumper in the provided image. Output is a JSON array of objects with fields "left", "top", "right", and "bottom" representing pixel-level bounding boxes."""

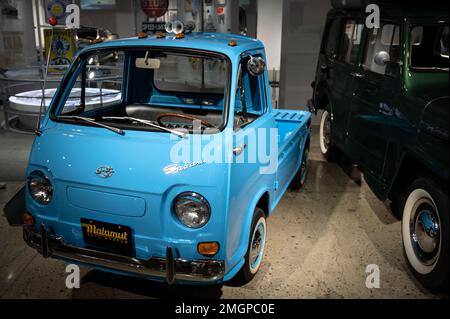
[{"left": 23, "top": 225, "right": 225, "bottom": 284}]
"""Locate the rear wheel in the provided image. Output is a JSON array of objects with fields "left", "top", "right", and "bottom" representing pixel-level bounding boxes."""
[
  {"left": 319, "top": 109, "right": 339, "bottom": 162},
  {"left": 233, "top": 208, "right": 267, "bottom": 285},
  {"left": 291, "top": 146, "right": 309, "bottom": 190},
  {"left": 402, "top": 177, "right": 449, "bottom": 291}
]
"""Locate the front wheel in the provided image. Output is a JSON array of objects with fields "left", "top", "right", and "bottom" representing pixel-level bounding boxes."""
[
  {"left": 319, "top": 109, "right": 339, "bottom": 162},
  {"left": 402, "top": 177, "right": 449, "bottom": 291},
  {"left": 233, "top": 208, "right": 267, "bottom": 285}
]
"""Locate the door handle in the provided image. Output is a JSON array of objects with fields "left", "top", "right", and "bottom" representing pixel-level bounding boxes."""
[
  {"left": 320, "top": 64, "right": 328, "bottom": 71},
  {"left": 233, "top": 144, "right": 247, "bottom": 156},
  {"left": 351, "top": 72, "right": 365, "bottom": 79}
]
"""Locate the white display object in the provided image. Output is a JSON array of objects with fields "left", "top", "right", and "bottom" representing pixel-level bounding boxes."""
[{"left": 9, "top": 88, "right": 122, "bottom": 112}]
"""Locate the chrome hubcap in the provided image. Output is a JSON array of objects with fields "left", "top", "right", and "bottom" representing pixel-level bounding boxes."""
[{"left": 410, "top": 199, "right": 441, "bottom": 266}]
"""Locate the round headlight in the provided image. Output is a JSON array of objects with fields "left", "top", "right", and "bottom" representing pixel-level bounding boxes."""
[
  {"left": 27, "top": 171, "right": 53, "bottom": 205},
  {"left": 173, "top": 192, "right": 211, "bottom": 229}
]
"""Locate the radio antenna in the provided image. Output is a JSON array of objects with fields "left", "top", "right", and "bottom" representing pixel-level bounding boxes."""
[{"left": 35, "top": 17, "right": 56, "bottom": 136}]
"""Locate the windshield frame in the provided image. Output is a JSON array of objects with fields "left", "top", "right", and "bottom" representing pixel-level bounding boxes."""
[{"left": 49, "top": 46, "right": 233, "bottom": 133}]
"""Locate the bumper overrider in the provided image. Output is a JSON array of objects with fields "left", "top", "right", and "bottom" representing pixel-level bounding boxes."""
[{"left": 23, "top": 225, "right": 225, "bottom": 284}]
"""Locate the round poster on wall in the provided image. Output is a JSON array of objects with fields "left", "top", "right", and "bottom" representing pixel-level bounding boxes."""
[
  {"left": 141, "top": 0, "right": 169, "bottom": 18},
  {"left": 46, "top": 0, "right": 68, "bottom": 24}
]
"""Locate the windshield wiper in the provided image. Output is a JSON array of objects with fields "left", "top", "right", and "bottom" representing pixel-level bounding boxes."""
[
  {"left": 58, "top": 116, "right": 125, "bottom": 135},
  {"left": 102, "top": 116, "right": 186, "bottom": 139}
]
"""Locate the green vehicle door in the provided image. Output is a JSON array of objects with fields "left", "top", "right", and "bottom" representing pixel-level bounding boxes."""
[
  {"left": 346, "top": 21, "right": 403, "bottom": 179},
  {"left": 328, "top": 18, "right": 365, "bottom": 148}
]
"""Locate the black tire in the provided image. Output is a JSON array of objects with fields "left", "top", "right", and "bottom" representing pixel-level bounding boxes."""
[
  {"left": 233, "top": 208, "right": 267, "bottom": 285},
  {"left": 291, "top": 145, "right": 310, "bottom": 190},
  {"left": 319, "top": 109, "right": 339, "bottom": 162},
  {"left": 390, "top": 191, "right": 407, "bottom": 220},
  {"left": 401, "top": 177, "right": 449, "bottom": 292}
]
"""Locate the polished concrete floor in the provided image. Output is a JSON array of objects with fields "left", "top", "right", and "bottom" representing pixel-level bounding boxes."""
[{"left": 0, "top": 123, "right": 443, "bottom": 299}]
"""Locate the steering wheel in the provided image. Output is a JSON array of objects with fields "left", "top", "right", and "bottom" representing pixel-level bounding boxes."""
[{"left": 157, "top": 113, "right": 215, "bottom": 129}]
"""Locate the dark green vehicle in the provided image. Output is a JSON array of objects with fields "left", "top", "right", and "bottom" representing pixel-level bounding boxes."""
[{"left": 309, "top": 2, "right": 448, "bottom": 291}]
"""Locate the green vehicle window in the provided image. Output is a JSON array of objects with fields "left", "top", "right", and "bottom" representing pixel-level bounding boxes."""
[
  {"left": 410, "top": 24, "right": 449, "bottom": 70},
  {"left": 339, "top": 20, "right": 364, "bottom": 64},
  {"left": 363, "top": 23, "right": 401, "bottom": 76}
]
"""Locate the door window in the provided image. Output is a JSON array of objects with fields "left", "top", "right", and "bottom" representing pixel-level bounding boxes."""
[
  {"left": 363, "top": 23, "right": 401, "bottom": 76},
  {"left": 339, "top": 20, "right": 364, "bottom": 64}
]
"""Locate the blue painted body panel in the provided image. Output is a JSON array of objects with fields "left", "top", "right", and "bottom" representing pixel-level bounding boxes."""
[{"left": 25, "top": 33, "right": 311, "bottom": 283}]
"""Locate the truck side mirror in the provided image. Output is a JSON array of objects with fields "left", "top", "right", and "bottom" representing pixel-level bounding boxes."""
[
  {"left": 247, "top": 56, "right": 266, "bottom": 76},
  {"left": 374, "top": 51, "right": 391, "bottom": 66}
]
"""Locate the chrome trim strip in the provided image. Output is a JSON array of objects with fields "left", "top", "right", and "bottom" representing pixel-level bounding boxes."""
[{"left": 23, "top": 226, "right": 225, "bottom": 284}]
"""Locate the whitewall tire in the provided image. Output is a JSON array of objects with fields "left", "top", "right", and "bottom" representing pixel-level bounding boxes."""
[
  {"left": 233, "top": 208, "right": 267, "bottom": 285},
  {"left": 401, "top": 177, "right": 448, "bottom": 291},
  {"left": 319, "top": 109, "right": 338, "bottom": 161}
]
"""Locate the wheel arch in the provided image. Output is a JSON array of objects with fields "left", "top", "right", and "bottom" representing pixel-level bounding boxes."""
[{"left": 241, "top": 190, "right": 271, "bottom": 255}]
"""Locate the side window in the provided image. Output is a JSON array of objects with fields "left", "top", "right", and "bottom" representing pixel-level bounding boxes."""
[
  {"left": 363, "top": 23, "right": 400, "bottom": 76},
  {"left": 323, "top": 18, "right": 341, "bottom": 57},
  {"left": 339, "top": 19, "right": 364, "bottom": 64},
  {"left": 440, "top": 26, "right": 449, "bottom": 58},
  {"left": 61, "top": 51, "right": 124, "bottom": 115},
  {"left": 410, "top": 24, "right": 449, "bottom": 69}
]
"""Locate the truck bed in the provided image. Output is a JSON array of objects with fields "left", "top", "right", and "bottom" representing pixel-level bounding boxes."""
[{"left": 273, "top": 109, "right": 311, "bottom": 151}]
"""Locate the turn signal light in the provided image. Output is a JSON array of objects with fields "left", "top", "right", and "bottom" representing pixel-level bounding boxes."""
[
  {"left": 23, "top": 212, "right": 35, "bottom": 226},
  {"left": 175, "top": 33, "right": 185, "bottom": 39},
  {"left": 198, "top": 242, "right": 219, "bottom": 257},
  {"left": 92, "top": 37, "right": 104, "bottom": 44},
  {"left": 228, "top": 40, "right": 237, "bottom": 47},
  {"left": 137, "top": 32, "right": 148, "bottom": 39},
  {"left": 156, "top": 32, "right": 166, "bottom": 39}
]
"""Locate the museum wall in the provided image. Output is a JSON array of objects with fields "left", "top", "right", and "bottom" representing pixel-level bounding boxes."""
[
  {"left": 0, "top": 0, "right": 36, "bottom": 69},
  {"left": 279, "top": 0, "right": 331, "bottom": 111},
  {"left": 257, "top": 0, "right": 283, "bottom": 73}
]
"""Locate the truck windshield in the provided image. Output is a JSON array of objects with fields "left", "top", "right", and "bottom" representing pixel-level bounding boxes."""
[
  {"left": 54, "top": 48, "right": 230, "bottom": 133},
  {"left": 410, "top": 24, "right": 449, "bottom": 71}
]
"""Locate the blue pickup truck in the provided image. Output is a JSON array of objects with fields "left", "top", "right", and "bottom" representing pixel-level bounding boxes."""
[{"left": 18, "top": 29, "right": 311, "bottom": 285}]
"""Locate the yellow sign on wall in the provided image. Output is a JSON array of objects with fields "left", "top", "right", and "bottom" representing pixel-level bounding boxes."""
[{"left": 44, "top": 28, "right": 76, "bottom": 73}]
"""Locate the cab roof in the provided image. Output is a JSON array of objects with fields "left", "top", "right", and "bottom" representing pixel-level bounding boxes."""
[{"left": 81, "top": 32, "right": 265, "bottom": 59}]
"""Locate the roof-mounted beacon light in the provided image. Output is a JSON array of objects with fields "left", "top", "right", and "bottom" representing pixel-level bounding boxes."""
[
  {"left": 172, "top": 20, "right": 185, "bottom": 35},
  {"left": 165, "top": 21, "right": 174, "bottom": 33},
  {"left": 165, "top": 20, "right": 195, "bottom": 37}
]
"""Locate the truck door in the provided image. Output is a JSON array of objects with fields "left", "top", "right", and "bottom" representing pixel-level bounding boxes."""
[
  {"left": 328, "top": 18, "right": 365, "bottom": 148},
  {"left": 227, "top": 54, "right": 277, "bottom": 263},
  {"left": 346, "top": 22, "right": 402, "bottom": 179},
  {"left": 312, "top": 16, "right": 342, "bottom": 109}
]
